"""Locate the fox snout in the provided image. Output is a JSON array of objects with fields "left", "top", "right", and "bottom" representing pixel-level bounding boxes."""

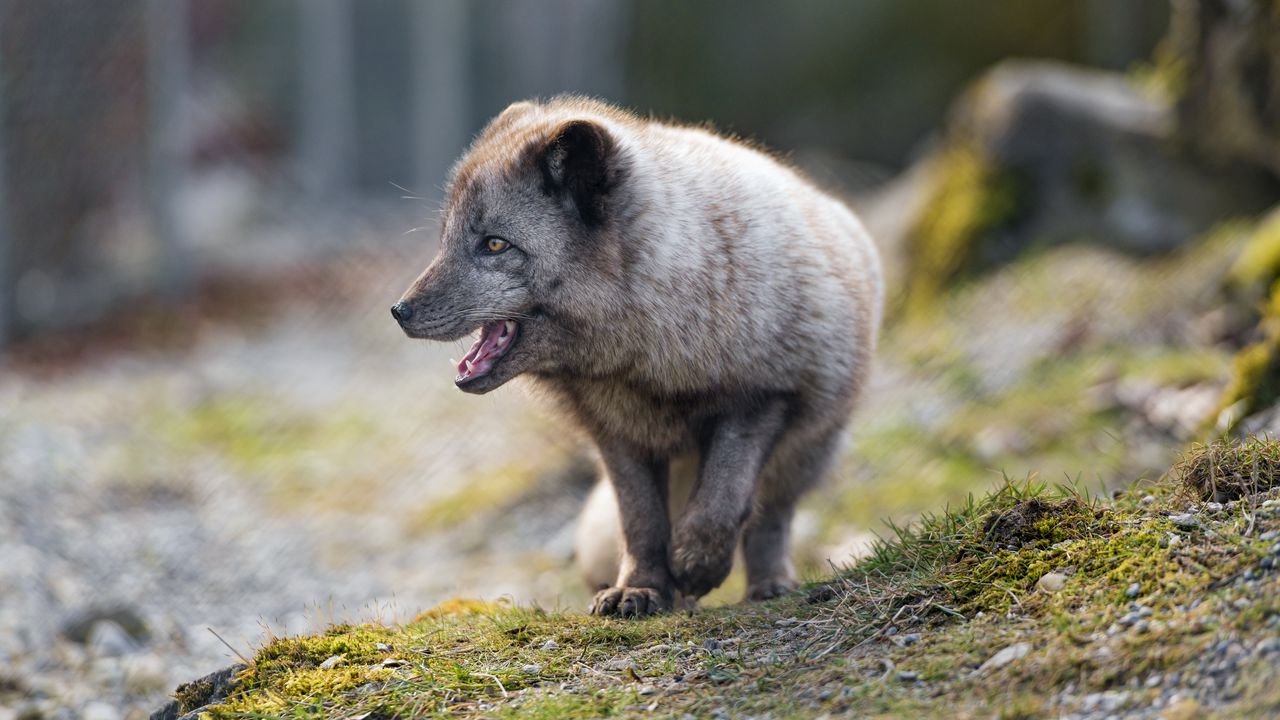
[{"left": 390, "top": 302, "right": 413, "bottom": 323}]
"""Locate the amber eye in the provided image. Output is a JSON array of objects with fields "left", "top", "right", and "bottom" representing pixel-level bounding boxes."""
[{"left": 483, "top": 236, "right": 510, "bottom": 254}]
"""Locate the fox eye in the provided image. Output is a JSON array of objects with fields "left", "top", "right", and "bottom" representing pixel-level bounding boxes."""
[{"left": 481, "top": 236, "right": 510, "bottom": 254}]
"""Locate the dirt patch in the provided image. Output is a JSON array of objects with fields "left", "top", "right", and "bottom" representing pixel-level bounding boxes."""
[{"left": 978, "top": 497, "right": 1100, "bottom": 550}]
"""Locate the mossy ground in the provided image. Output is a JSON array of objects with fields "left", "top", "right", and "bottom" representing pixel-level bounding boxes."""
[{"left": 185, "top": 441, "right": 1280, "bottom": 719}]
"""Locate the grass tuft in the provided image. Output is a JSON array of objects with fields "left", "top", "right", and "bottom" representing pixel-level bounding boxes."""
[{"left": 1176, "top": 436, "right": 1280, "bottom": 501}]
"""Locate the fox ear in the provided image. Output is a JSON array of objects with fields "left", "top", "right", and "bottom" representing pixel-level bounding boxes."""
[{"left": 540, "top": 120, "right": 615, "bottom": 226}]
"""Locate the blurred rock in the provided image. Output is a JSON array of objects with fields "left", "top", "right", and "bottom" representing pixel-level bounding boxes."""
[
  {"left": 62, "top": 608, "right": 148, "bottom": 647},
  {"left": 88, "top": 622, "right": 140, "bottom": 659},
  {"left": 870, "top": 60, "right": 1276, "bottom": 310}
]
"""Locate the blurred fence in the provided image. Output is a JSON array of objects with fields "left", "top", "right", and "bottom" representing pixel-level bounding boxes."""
[
  {"left": 0, "top": 0, "right": 628, "bottom": 351},
  {"left": 0, "top": 0, "right": 1167, "bottom": 353}
]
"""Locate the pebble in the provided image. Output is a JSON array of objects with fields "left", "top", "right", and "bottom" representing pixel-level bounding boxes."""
[
  {"left": 978, "top": 642, "right": 1031, "bottom": 672},
  {"left": 541, "top": 639, "right": 559, "bottom": 650},
  {"left": 522, "top": 664, "right": 542, "bottom": 675},
  {"left": 1037, "top": 572, "right": 1067, "bottom": 593},
  {"left": 1170, "top": 514, "right": 1199, "bottom": 529},
  {"left": 318, "top": 655, "right": 345, "bottom": 669},
  {"left": 893, "top": 633, "right": 921, "bottom": 647},
  {"left": 81, "top": 701, "right": 121, "bottom": 720},
  {"left": 1140, "top": 495, "right": 1156, "bottom": 506},
  {"left": 88, "top": 621, "right": 140, "bottom": 658},
  {"left": 638, "top": 685, "right": 657, "bottom": 696},
  {"left": 897, "top": 671, "right": 918, "bottom": 682},
  {"left": 376, "top": 643, "right": 393, "bottom": 652},
  {"left": 1260, "top": 530, "right": 1279, "bottom": 542},
  {"left": 1125, "top": 582, "right": 1141, "bottom": 598},
  {"left": 1204, "top": 502, "right": 1224, "bottom": 513},
  {"left": 1082, "top": 690, "right": 1129, "bottom": 712}
]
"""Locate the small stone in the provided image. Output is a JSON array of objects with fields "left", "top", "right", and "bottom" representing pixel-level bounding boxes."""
[
  {"left": 1140, "top": 495, "right": 1156, "bottom": 506},
  {"left": 638, "top": 685, "right": 657, "bottom": 696},
  {"left": 376, "top": 643, "right": 393, "bottom": 652},
  {"left": 1260, "top": 530, "right": 1279, "bottom": 541},
  {"left": 81, "top": 701, "right": 120, "bottom": 720},
  {"left": 1170, "top": 514, "right": 1199, "bottom": 529},
  {"left": 1257, "top": 638, "right": 1280, "bottom": 655},
  {"left": 1163, "top": 698, "right": 1202, "bottom": 720},
  {"left": 893, "top": 633, "right": 921, "bottom": 647},
  {"left": 1205, "top": 502, "right": 1224, "bottom": 513},
  {"left": 379, "top": 658, "right": 409, "bottom": 668},
  {"left": 61, "top": 606, "right": 149, "bottom": 645},
  {"left": 1037, "top": 572, "right": 1067, "bottom": 593},
  {"left": 522, "top": 664, "right": 542, "bottom": 675},
  {"left": 1271, "top": 542, "right": 1280, "bottom": 555},
  {"left": 1144, "top": 673, "right": 1162, "bottom": 688},
  {"left": 318, "top": 655, "right": 345, "bottom": 669},
  {"left": 1125, "top": 582, "right": 1141, "bottom": 598},
  {"left": 1134, "top": 620, "right": 1151, "bottom": 634},
  {"left": 541, "top": 639, "right": 560, "bottom": 650},
  {"left": 88, "top": 620, "right": 140, "bottom": 658},
  {"left": 897, "top": 671, "right": 918, "bottom": 682},
  {"left": 978, "top": 642, "right": 1031, "bottom": 672},
  {"left": 702, "top": 638, "right": 722, "bottom": 653},
  {"left": 1262, "top": 557, "right": 1275, "bottom": 570}
]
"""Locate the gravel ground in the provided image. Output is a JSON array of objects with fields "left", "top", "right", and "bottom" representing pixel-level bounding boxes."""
[{"left": 0, "top": 253, "right": 588, "bottom": 720}]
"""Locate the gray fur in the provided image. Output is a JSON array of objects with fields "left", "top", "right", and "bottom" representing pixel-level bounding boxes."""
[{"left": 395, "top": 96, "right": 883, "bottom": 616}]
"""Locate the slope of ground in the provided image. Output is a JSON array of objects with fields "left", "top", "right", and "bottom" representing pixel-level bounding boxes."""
[{"left": 168, "top": 439, "right": 1280, "bottom": 719}]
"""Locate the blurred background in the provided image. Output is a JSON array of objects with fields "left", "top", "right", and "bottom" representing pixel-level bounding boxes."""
[{"left": 2, "top": 1, "right": 1278, "bottom": 718}]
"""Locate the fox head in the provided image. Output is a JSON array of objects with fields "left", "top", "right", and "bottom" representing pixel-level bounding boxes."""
[{"left": 393, "top": 100, "right": 633, "bottom": 394}]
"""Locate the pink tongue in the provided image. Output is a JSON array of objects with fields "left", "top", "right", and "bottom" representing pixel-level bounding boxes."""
[{"left": 456, "top": 321, "right": 514, "bottom": 383}]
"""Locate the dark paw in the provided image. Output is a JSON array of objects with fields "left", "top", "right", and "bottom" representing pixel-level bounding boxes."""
[
  {"left": 670, "top": 522, "right": 737, "bottom": 599},
  {"left": 590, "top": 586, "right": 672, "bottom": 618},
  {"left": 746, "top": 577, "right": 797, "bottom": 602}
]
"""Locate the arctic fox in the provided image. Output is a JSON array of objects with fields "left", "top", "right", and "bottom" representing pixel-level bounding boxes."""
[{"left": 393, "top": 96, "right": 883, "bottom": 617}]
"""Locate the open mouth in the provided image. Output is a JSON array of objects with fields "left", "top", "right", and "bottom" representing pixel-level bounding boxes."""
[{"left": 455, "top": 320, "right": 519, "bottom": 385}]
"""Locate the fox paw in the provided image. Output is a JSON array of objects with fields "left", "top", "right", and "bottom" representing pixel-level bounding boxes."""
[
  {"left": 590, "top": 586, "right": 672, "bottom": 618},
  {"left": 746, "top": 577, "right": 797, "bottom": 602},
  {"left": 670, "top": 522, "right": 737, "bottom": 599}
]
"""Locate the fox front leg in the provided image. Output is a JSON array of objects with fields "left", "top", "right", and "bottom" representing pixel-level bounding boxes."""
[
  {"left": 670, "top": 400, "right": 787, "bottom": 599},
  {"left": 588, "top": 441, "right": 675, "bottom": 618}
]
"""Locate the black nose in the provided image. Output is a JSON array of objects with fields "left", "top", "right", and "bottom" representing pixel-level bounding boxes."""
[{"left": 390, "top": 302, "right": 413, "bottom": 323}]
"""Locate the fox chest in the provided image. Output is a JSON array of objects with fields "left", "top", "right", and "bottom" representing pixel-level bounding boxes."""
[{"left": 550, "top": 377, "right": 720, "bottom": 454}]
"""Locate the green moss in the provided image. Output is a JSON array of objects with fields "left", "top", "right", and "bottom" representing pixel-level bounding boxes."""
[
  {"left": 1226, "top": 212, "right": 1280, "bottom": 296},
  {"left": 409, "top": 464, "right": 541, "bottom": 532},
  {"left": 1217, "top": 281, "right": 1280, "bottom": 429},
  {"left": 174, "top": 676, "right": 216, "bottom": 714},
  {"left": 902, "top": 143, "right": 1023, "bottom": 316},
  {"left": 1128, "top": 37, "right": 1190, "bottom": 104}
]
